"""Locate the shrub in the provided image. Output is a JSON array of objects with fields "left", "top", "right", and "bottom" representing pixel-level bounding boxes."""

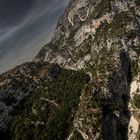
[
  {"left": 11, "top": 68, "right": 89, "bottom": 140},
  {"left": 132, "top": 95, "right": 140, "bottom": 108},
  {"left": 131, "top": 60, "right": 139, "bottom": 78}
]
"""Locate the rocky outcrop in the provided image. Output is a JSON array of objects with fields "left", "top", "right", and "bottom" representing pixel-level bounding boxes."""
[
  {"left": 0, "top": 62, "right": 61, "bottom": 138},
  {"left": 34, "top": 0, "right": 140, "bottom": 139},
  {"left": 128, "top": 65, "right": 140, "bottom": 140},
  {"left": 0, "top": 0, "right": 140, "bottom": 139}
]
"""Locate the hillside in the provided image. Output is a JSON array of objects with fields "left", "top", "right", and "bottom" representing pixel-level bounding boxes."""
[{"left": 0, "top": 0, "right": 140, "bottom": 140}]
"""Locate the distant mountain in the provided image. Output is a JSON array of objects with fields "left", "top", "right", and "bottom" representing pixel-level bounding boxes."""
[{"left": 0, "top": 0, "right": 140, "bottom": 140}]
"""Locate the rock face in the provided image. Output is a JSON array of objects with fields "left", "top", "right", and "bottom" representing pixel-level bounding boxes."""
[
  {"left": 35, "top": 0, "right": 140, "bottom": 69},
  {"left": 0, "top": 0, "right": 140, "bottom": 140},
  {"left": 0, "top": 62, "right": 55, "bottom": 137},
  {"left": 34, "top": 0, "right": 140, "bottom": 139},
  {"left": 128, "top": 60, "right": 140, "bottom": 140}
]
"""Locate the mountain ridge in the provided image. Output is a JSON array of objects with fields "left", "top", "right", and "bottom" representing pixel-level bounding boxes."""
[{"left": 0, "top": 0, "right": 140, "bottom": 139}]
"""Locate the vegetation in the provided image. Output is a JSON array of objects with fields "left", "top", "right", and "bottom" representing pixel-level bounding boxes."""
[
  {"left": 131, "top": 94, "right": 140, "bottom": 108},
  {"left": 90, "top": 0, "right": 111, "bottom": 19},
  {"left": 11, "top": 68, "right": 89, "bottom": 140},
  {"left": 109, "top": 12, "right": 132, "bottom": 38},
  {"left": 131, "top": 60, "right": 139, "bottom": 78},
  {"left": 131, "top": 45, "right": 140, "bottom": 55},
  {"left": 93, "top": 11, "right": 132, "bottom": 42},
  {"left": 73, "top": 36, "right": 92, "bottom": 61},
  {"left": 136, "top": 126, "right": 140, "bottom": 140}
]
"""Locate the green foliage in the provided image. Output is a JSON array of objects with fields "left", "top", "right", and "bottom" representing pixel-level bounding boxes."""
[
  {"left": 131, "top": 95, "right": 140, "bottom": 109},
  {"left": 126, "top": 31, "right": 136, "bottom": 39},
  {"left": 11, "top": 69, "right": 89, "bottom": 140},
  {"left": 109, "top": 12, "right": 132, "bottom": 38},
  {"left": 91, "top": 97, "right": 102, "bottom": 109},
  {"left": 94, "top": 12, "right": 132, "bottom": 41},
  {"left": 92, "top": 0, "right": 111, "bottom": 19},
  {"left": 131, "top": 60, "right": 139, "bottom": 78},
  {"left": 130, "top": 45, "right": 140, "bottom": 55}
]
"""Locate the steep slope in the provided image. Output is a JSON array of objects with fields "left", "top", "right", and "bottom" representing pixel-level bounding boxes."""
[
  {"left": 35, "top": 0, "right": 140, "bottom": 139},
  {"left": 0, "top": 62, "right": 89, "bottom": 140},
  {"left": 35, "top": 0, "right": 140, "bottom": 70},
  {"left": 0, "top": 0, "right": 140, "bottom": 140}
]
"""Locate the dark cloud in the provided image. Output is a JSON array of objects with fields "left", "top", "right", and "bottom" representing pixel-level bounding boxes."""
[
  {"left": 0, "top": 0, "right": 34, "bottom": 27},
  {"left": 0, "top": 0, "right": 69, "bottom": 73}
]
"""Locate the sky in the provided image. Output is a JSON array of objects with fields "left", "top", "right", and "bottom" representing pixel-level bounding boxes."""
[{"left": 0, "top": 0, "right": 69, "bottom": 73}]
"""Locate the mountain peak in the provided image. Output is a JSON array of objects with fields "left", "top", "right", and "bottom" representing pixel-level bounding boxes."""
[{"left": 0, "top": 0, "right": 140, "bottom": 139}]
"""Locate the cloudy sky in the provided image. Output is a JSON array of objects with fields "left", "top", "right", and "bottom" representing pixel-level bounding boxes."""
[{"left": 0, "top": 0, "right": 69, "bottom": 73}]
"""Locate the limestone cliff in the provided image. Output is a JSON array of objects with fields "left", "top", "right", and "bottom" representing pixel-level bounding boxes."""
[
  {"left": 35, "top": 0, "right": 140, "bottom": 139},
  {"left": 0, "top": 0, "right": 140, "bottom": 140}
]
